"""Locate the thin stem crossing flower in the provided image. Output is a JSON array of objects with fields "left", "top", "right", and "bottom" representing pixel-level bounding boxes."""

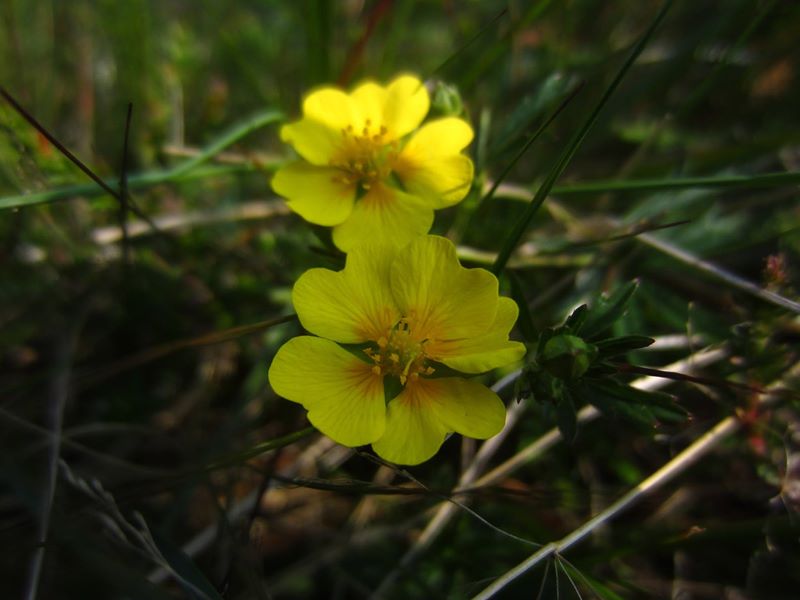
[
  {"left": 272, "top": 75, "right": 474, "bottom": 251},
  {"left": 268, "top": 235, "right": 526, "bottom": 465}
]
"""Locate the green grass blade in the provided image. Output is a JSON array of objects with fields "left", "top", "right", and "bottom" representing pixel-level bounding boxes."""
[
  {"left": 0, "top": 109, "right": 284, "bottom": 210},
  {"left": 204, "top": 426, "right": 316, "bottom": 471},
  {"left": 304, "top": 0, "right": 331, "bottom": 84},
  {"left": 552, "top": 171, "right": 800, "bottom": 196},
  {"left": 426, "top": 8, "right": 508, "bottom": 81},
  {"left": 490, "top": 0, "right": 675, "bottom": 275},
  {"left": 0, "top": 164, "right": 258, "bottom": 209},
  {"left": 166, "top": 109, "right": 284, "bottom": 177},
  {"left": 480, "top": 82, "right": 583, "bottom": 211}
]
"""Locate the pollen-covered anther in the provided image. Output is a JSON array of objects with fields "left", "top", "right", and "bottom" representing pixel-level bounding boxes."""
[
  {"left": 366, "top": 317, "right": 433, "bottom": 384},
  {"left": 330, "top": 119, "right": 397, "bottom": 190}
]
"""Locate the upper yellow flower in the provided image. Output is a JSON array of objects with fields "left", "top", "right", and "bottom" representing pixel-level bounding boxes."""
[
  {"left": 272, "top": 75, "right": 474, "bottom": 252},
  {"left": 268, "top": 235, "right": 526, "bottom": 465}
]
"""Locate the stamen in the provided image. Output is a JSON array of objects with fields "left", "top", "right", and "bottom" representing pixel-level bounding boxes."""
[
  {"left": 365, "top": 317, "right": 434, "bottom": 386},
  {"left": 331, "top": 118, "right": 397, "bottom": 191}
]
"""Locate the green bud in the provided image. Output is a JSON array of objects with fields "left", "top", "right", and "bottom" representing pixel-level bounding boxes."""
[
  {"left": 540, "top": 335, "right": 596, "bottom": 380},
  {"left": 431, "top": 81, "right": 464, "bottom": 116}
]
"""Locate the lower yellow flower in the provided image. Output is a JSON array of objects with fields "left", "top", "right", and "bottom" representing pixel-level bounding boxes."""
[
  {"left": 272, "top": 75, "right": 474, "bottom": 252},
  {"left": 268, "top": 236, "right": 526, "bottom": 465}
]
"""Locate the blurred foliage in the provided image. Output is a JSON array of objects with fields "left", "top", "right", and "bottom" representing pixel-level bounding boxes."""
[{"left": 2, "top": 0, "right": 800, "bottom": 598}]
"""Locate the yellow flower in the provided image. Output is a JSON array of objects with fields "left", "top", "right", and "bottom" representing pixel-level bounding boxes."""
[
  {"left": 272, "top": 75, "right": 474, "bottom": 252},
  {"left": 268, "top": 236, "right": 526, "bottom": 465}
]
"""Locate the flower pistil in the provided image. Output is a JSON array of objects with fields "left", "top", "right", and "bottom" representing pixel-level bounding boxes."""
[
  {"left": 364, "top": 317, "right": 435, "bottom": 385},
  {"left": 330, "top": 120, "right": 400, "bottom": 192}
]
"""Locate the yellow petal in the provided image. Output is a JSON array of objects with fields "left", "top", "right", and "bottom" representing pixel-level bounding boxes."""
[
  {"left": 350, "top": 81, "right": 387, "bottom": 130},
  {"left": 371, "top": 383, "right": 448, "bottom": 465},
  {"left": 430, "top": 297, "right": 527, "bottom": 373},
  {"left": 424, "top": 377, "right": 506, "bottom": 439},
  {"left": 331, "top": 184, "right": 434, "bottom": 253},
  {"left": 268, "top": 336, "right": 385, "bottom": 446},
  {"left": 280, "top": 119, "right": 342, "bottom": 166},
  {"left": 303, "top": 87, "right": 359, "bottom": 131},
  {"left": 390, "top": 235, "right": 499, "bottom": 340},
  {"left": 371, "top": 376, "right": 505, "bottom": 465},
  {"left": 272, "top": 162, "right": 355, "bottom": 226},
  {"left": 280, "top": 87, "right": 359, "bottom": 165},
  {"left": 350, "top": 75, "right": 428, "bottom": 139},
  {"left": 382, "top": 75, "right": 430, "bottom": 138},
  {"left": 395, "top": 118, "right": 474, "bottom": 207},
  {"left": 292, "top": 244, "right": 400, "bottom": 343},
  {"left": 398, "top": 154, "right": 474, "bottom": 208},
  {"left": 401, "top": 117, "right": 474, "bottom": 156}
]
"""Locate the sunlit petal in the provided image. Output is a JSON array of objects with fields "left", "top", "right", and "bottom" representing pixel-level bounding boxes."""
[
  {"left": 423, "top": 377, "right": 506, "bottom": 439},
  {"left": 390, "top": 236, "right": 499, "bottom": 340},
  {"left": 430, "top": 297, "right": 527, "bottom": 373},
  {"left": 271, "top": 162, "right": 355, "bottom": 226},
  {"left": 268, "top": 336, "right": 385, "bottom": 446},
  {"left": 350, "top": 81, "right": 387, "bottom": 129},
  {"left": 382, "top": 74, "right": 430, "bottom": 138},
  {"left": 401, "top": 117, "right": 474, "bottom": 156},
  {"left": 332, "top": 184, "right": 434, "bottom": 252},
  {"left": 292, "top": 244, "right": 400, "bottom": 343},
  {"left": 395, "top": 118, "right": 474, "bottom": 207},
  {"left": 397, "top": 154, "right": 474, "bottom": 208},
  {"left": 371, "top": 383, "right": 448, "bottom": 465},
  {"left": 280, "top": 118, "right": 342, "bottom": 166},
  {"left": 303, "top": 87, "right": 360, "bottom": 130}
]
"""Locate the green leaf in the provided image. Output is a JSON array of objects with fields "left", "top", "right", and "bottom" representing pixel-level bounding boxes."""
[
  {"left": 564, "top": 304, "right": 589, "bottom": 335},
  {"left": 535, "top": 327, "right": 556, "bottom": 359},
  {"left": 581, "top": 384, "right": 658, "bottom": 427},
  {"left": 581, "top": 281, "right": 639, "bottom": 340},
  {"left": 585, "top": 378, "right": 687, "bottom": 424},
  {"left": 595, "top": 336, "right": 655, "bottom": 358},
  {"left": 585, "top": 362, "right": 619, "bottom": 377}
]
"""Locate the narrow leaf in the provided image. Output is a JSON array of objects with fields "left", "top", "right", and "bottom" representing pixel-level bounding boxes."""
[
  {"left": 581, "top": 281, "right": 639, "bottom": 340},
  {"left": 490, "top": 0, "right": 675, "bottom": 274},
  {"left": 595, "top": 336, "right": 655, "bottom": 358},
  {"left": 564, "top": 304, "right": 589, "bottom": 334}
]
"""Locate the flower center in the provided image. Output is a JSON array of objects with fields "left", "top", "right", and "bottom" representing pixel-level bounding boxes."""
[
  {"left": 364, "top": 317, "right": 434, "bottom": 385},
  {"left": 329, "top": 119, "right": 400, "bottom": 191}
]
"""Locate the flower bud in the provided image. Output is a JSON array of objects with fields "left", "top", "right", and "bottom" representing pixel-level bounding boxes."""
[{"left": 540, "top": 335, "right": 596, "bottom": 380}]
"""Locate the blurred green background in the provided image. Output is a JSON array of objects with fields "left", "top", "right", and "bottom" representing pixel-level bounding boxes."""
[{"left": 2, "top": 1, "right": 799, "bottom": 598}]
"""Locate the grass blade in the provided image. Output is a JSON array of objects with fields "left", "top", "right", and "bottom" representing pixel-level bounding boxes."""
[{"left": 490, "top": 0, "right": 675, "bottom": 275}]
